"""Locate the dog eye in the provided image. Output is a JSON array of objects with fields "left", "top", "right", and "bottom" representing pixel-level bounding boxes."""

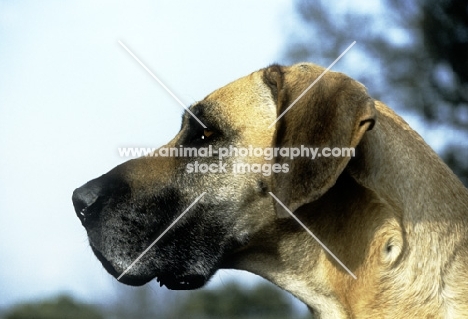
[{"left": 201, "top": 129, "right": 214, "bottom": 140}]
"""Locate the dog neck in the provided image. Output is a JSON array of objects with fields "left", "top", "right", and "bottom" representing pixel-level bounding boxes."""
[
  {"left": 345, "top": 101, "right": 468, "bottom": 317},
  {"left": 228, "top": 174, "right": 383, "bottom": 318}
]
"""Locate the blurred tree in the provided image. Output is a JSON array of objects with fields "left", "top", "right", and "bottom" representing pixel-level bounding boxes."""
[
  {"left": 109, "top": 284, "right": 159, "bottom": 319},
  {"left": 3, "top": 295, "right": 104, "bottom": 319},
  {"left": 108, "top": 282, "right": 183, "bottom": 319},
  {"left": 105, "top": 280, "right": 310, "bottom": 319},
  {"left": 284, "top": 0, "right": 468, "bottom": 185},
  {"left": 173, "top": 281, "right": 308, "bottom": 319}
]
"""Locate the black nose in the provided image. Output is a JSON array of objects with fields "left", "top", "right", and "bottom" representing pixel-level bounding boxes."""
[
  {"left": 72, "top": 179, "right": 104, "bottom": 225},
  {"left": 72, "top": 174, "right": 131, "bottom": 226}
]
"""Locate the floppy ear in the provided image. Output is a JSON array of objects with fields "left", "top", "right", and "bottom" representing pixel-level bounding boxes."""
[{"left": 264, "top": 64, "right": 376, "bottom": 217}]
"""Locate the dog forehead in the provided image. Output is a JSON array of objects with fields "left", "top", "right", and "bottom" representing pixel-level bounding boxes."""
[
  {"left": 206, "top": 71, "right": 271, "bottom": 103},
  {"left": 203, "top": 70, "right": 276, "bottom": 128}
]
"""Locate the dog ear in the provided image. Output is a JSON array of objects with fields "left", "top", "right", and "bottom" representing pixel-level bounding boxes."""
[{"left": 264, "top": 64, "right": 376, "bottom": 217}]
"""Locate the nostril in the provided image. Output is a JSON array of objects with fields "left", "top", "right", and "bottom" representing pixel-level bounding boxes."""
[
  {"left": 72, "top": 184, "right": 101, "bottom": 223},
  {"left": 72, "top": 174, "right": 131, "bottom": 225}
]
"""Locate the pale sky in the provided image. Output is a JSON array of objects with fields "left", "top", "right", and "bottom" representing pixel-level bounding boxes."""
[{"left": 0, "top": 0, "right": 294, "bottom": 306}]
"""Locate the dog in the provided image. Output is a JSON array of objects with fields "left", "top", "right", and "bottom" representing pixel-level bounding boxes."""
[{"left": 72, "top": 63, "right": 468, "bottom": 318}]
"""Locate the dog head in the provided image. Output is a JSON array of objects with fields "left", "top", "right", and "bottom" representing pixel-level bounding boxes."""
[{"left": 72, "top": 63, "right": 375, "bottom": 289}]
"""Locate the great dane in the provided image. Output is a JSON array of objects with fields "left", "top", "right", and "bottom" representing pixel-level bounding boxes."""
[{"left": 72, "top": 63, "right": 468, "bottom": 318}]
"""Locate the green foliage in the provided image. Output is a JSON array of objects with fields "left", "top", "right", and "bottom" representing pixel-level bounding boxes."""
[
  {"left": 174, "top": 282, "right": 305, "bottom": 319},
  {"left": 3, "top": 295, "right": 104, "bottom": 319},
  {"left": 2, "top": 282, "right": 310, "bottom": 319},
  {"left": 107, "top": 280, "right": 310, "bottom": 318}
]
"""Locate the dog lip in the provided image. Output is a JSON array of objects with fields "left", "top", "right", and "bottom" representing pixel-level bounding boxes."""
[
  {"left": 90, "top": 246, "right": 118, "bottom": 275},
  {"left": 118, "top": 273, "right": 154, "bottom": 286},
  {"left": 90, "top": 245, "right": 154, "bottom": 286},
  {"left": 157, "top": 274, "right": 206, "bottom": 290}
]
